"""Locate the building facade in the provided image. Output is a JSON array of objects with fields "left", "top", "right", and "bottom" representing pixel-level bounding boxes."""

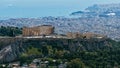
[
  {"left": 22, "top": 25, "right": 54, "bottom": 36},
  {"left": 67, "top": 32, "right": 82, "bottom": 38}
]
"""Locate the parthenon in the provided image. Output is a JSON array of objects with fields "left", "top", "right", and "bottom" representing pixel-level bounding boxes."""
[{"left": 22, "top": 25, "right": 54, "bottom": 36}]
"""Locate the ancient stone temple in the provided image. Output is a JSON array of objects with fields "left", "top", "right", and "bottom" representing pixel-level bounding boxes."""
[
  {"left": 22, "top": 25, "right": 54, "bottom": 36},
  {"left": 67, "top": 32, "right": 82, "bottom": 38}
]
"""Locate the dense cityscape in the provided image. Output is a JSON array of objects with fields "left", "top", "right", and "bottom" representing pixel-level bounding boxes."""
[{"left": 0, "top": 2, "right": 120, "bottom": 68}]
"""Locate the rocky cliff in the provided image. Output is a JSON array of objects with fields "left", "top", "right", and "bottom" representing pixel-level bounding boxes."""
[{"left": 0, "top": 37, "right": 112, "bottom": 63}]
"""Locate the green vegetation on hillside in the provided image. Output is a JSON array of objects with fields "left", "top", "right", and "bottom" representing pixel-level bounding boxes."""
[
  {"left": 0, "top": 26, "right": 22, "bottom": 37},
  {"left": 17, "top": 39, "right": 120, "bottom": 68},
  {"left": 67, "top": 58, "right": 85, "bottom": 68}
]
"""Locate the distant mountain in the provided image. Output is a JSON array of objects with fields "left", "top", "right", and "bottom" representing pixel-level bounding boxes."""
[{"left": 71, "top": 3, "right": 120, "bottom": 17}]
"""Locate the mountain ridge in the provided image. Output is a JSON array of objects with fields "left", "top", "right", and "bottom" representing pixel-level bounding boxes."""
[{"left": 71, "top": 3, "right": 120, "bottom": 17}]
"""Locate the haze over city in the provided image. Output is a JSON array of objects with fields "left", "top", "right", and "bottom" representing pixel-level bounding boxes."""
[{"left": 0, "top": 0, "right": 120, "bottom": 18}]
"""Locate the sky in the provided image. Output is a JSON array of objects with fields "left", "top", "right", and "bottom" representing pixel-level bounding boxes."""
[{"left": 0, "top": 0, "right": 120, "bottom": 18}]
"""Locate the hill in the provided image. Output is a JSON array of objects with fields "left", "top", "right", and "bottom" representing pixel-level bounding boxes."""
[
  {"left": 71, "top": 3, "right": 120, "bottom": 17},
  {"left": 0, "top": 37, "right": 120, "bottom": 67}
]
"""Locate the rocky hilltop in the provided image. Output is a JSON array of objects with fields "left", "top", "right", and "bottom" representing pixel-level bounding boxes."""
[
  {"left": 0, "top": 37, "right": 110, "bottom": 63},
  {"left": 0, "top": 37, "right": 120, "bottom": 67}
]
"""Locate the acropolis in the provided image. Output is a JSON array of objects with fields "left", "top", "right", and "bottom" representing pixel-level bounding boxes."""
[{"left": 22, "top": 25, "right": 54, "bottom": 36}]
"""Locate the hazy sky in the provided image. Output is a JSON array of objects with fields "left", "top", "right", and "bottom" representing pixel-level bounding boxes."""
[{"left": 0, "top": 0, "right": 120, "bottom": 18}]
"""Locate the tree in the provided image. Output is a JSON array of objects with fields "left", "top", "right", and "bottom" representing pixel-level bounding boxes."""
[
  {"left": 27, "top": 47, "right": 42, "bottom": 56},
  {"left": 0, "top": 26, "right": 22, "bottom": 37},
  {"left": 67, "top": 58, "right": 85, "bottom": 68}
]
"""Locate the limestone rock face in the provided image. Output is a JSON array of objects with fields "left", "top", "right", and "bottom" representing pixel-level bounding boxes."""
[
  {"left": 0, "top": 37, "right": 109, "bottom": 63},
  {"left": 0, "top": 41, "right": 23, "bottom": 63}
]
